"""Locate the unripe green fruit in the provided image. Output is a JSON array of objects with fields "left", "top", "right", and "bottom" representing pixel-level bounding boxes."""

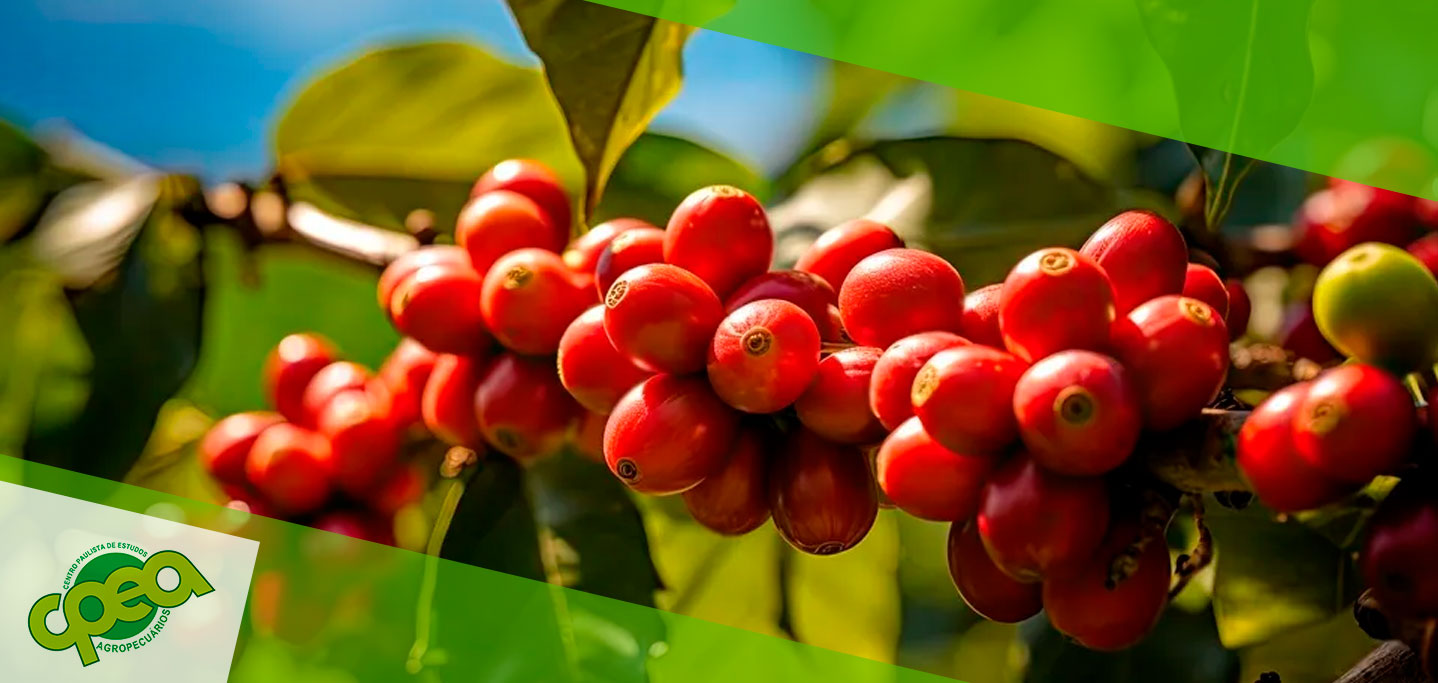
[{"left": 1312, "top": 242, "right": 1438, "bottom": 373}]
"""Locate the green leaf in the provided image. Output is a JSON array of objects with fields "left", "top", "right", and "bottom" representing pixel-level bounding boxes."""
[
  {"left": 273, "top": 41, "right": 581, "bottom": 233},
  {"left": 1135, "top": 0, "right": 1316, "bottom": 156},
  {"left": 1238, "top": 613, "right": 1377, "bottom": 683},
  {"left": 1208, "top": 505, "right": 1360, "bottom": 649},
  {"left": 507, "top": 0, "right": 693, "bottom": 218},
  {"left": 808, "top": 61, "right": 916, "bottom": 152},
  {"left": 786, "top": 512, "right": 902, "bottom": 663},
  {"left": 0, "top": 251, "right": 90, "bottom": 456},
  {"left": 0, "top": 119, "right": 48, "bottom": 243},
  {"left": 595, "top": 133, "right": 767, "bottom": 227}
]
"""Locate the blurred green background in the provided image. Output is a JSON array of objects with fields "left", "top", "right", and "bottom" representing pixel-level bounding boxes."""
[{"left": 0, "top": 2, "right": 1383, "bottom": 681}]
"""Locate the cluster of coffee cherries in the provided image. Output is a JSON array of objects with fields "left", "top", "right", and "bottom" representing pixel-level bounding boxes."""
[
  {"left": 548, "top": 190, "right": 1250, "bottom": 649},
  {"left": 198, "top": 333, "right": 430, "bottom": 543},
  {"left": 1237, "top": 232, "right": 1438, "bottom": 625}
]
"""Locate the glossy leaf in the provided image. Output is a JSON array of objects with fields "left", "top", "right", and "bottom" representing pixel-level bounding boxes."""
[{"left": 594, "top": 133, "right": 767, "bottom": 227}]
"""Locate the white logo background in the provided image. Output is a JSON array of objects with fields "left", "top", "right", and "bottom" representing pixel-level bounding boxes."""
[{"left": 0, "top": 480, "right": 259, "bottom": 682}]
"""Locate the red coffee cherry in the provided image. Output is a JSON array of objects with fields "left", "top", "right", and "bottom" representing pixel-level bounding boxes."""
[
  {"left": 1292, "top": 363, "right": 1416, "bottom": 484},
  {"left": 421, "top": 353, "right": 486, "bottom": 448},
  {"left": 318, "top": 389, "right": 401, "bottom": 497},
  {"left": 708, "top": 299, "right": 822, "bottom": 413},
  {"left": 246, "top": 423, "right": 333, "bottom": 515},
  {"left": 563, "top": 217, "right": 654, "bottom": 280},
  {"left": 870, "top": 331, "right": 969, "bottom": 431},
  {"left": 1293, "top": 186, "right": 1417, "bottom": 266},
  {"left": 377, "top": 338, "right": 438, "bottom": 429},
  {"left": 594, "top": 227, "right": 665, "bottom": 299},
  {"left": 876, "top": 417, "right": 994, "bottom": 522},
  {"left": 1225, "top": 278, "right": 1251, "bottom": 340},
  {"left": 475, "top": 353, "right": 580, "bottom": 462},
  {"left": 1012, "top": 350, "right": 1141, "bottom": 477},
  {"left": 471, "top": 158, "right": 572, "bottom": 235},
  {"left": 795, "top": 346, "right": 887, "bottom": 444},
  {"left": 1079, "top": 210, "right": 1187, "bottom": 315},
  {"left": 265, "top": 333, "right": 336, "bottom": 424},
  {"left": 455, "top": 190, "right": 564, "bottom": 275},
  {"left": 200, "top": 412, "right": 284, "bottom": 486},
  {"left": 912, "top": 345, "right": 1027, "bottom": 455},
  {"left": 377, "top": 245, "right": 469, "bottom": 312},
  {"left": 300, "top": 361, "right": 371, "bottom": 428},
  {"left": 839, "top": 248, "right": 966, "bottom": 348},
  {"left": 976, "top": 453, "right": 1110, "bottom": 582},
  {"left": 1278, "top": 301, "right": 1342, "bottom": 364},
  {"left": 603, "top": 263, "right": 724, "bottom": 374},
  {"left": 795, "top": 218, "right": 904, "bottom": 291},
  {"left": 1237, "top": 382, "right": 1353, "bottom": 512},
  {"left": 1407, "top": 233, "right": 1438, "bottom": 277},
  {"left": 314, "top": 511, "right": 394, "bottom": 546},
  {"left": 769, "top": 428, "right": 878, "bottom": 555},
  {"left": 369, "top": 461, "right": 427, "bottom": 517},
  {"left": 947, "top": 522, "right": 1042, "bottom": 623},
  {"left": 479, "top": 248, "right": 593, "bottom": 355},
  {"left": 959, "top": 283, "right": 1004, "bottom": 348},
  {"left": 557, "top": 305, "right": 652, "bottom": 414},
  {"left": 1042, "top": 522, "right": 1172, "bottom": 652},
  {"left": 570, "top": 409, "right": 607, "bottom": 463},
  {"left": 1110, "top": 296, "right": 1229, "bottom": 431},
  {"left": 1361, "top": 476, "right": 1438, "bottom": 617},
  {"left": 1000, "top": 247, "right": 1115, "bottom": 363},
  {"left": 682, "top": 424, "right": 771, "bottom": 535},
  {"left": 389, "top": 262, "right": 489, "bottom": 355},
  {"left": 604, "top": 374, "right": 739, "bottom": 495},
  {"left": 664, "top": 185, "right": 773, "bottom": 298},
  {"left": 1182, "top": 263, "right": 1230, "bottom": 318},
  {"left": 725, "top": 270, "right": 840, "bottom": 340},
  {"left": 1417, "top": 198, "right": 1438, "bottom": 230}
]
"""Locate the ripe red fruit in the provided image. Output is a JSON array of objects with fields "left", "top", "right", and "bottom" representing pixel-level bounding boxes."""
[
  {"left": 839, "top": 248, "right": 966, "bottom": 348},
  {"left": 999, "top": 247, "right": 1115, "bottom": 363},
  {"left": 479, "top": 248, "right": 593, "bottom": 355},
  {"left": 1417, "top": 198, "right": 1438, "bottom": 230},
  {"left": 1225, "top": 278, "right": 1251, "bottom": 339},
  {"left": 1292, "top": 364, "right": 1416, "bottom": 484},
  {"left": 1294, "top": 186, "right": 1417, "bottom": 266},
  {"left": 682, "top": 425, "right": 771, "bottom": 535},
  {"left": 603, "top": 374, "right": 739, "bottom": 494},
  {"left": 725, "top": 270, "right": 840, "bottom": 340},
  {"left": 1012, "top": 350, "right": 1141, "bottom": 476},
  {"left": 976, "top": 453, "right": 1110, "bottom": 582},
  {"left": 377, "top": 338, "right": 438, "bottom": 428},
  {"left": 947, "top": 522, "right": 1042, "bottom": 623},
  {"left": 199, "top": 412, "right": 284, "bottom": 486},
  {"left": 369, "top": 461, "right": 426, "bottom": 517},
  {"left": 318, "top": 389, "right": 401, "bottom": 496},
  {"left": 593, "top": 227, "right": 665, "bottom": 299},
  {"left": 557, "top": 305, "right": 652, "bottom": 414},
  {"left": 1111, "top": 296, "right": 1229, "bottom": 431},
  {"left": 664, "top": 185, "right": 773, "bottom": 298},
  {"left": 1080, "top": 210, "right": 1187, "bottom": 315},
  {"left": 475, "top": 353, "right": 580, "bottom": 462},
  {"left": 603, "top": 263, "right": 724, "bottom": 374},
  {"left": 1237, "top": 382, "right": 1353, "bottom": 512},
  {"left": 870, "top": 331, "right": 969, "bottom": 431},
  {"left": 299, "top": 361, "right": 371, "bottom": 428},
  {"left": 471, "top": 158, "right": 572, "bottom": 234},
  {"left": 1361, "top": 477, "right": 1438, "bottom": 616},
  {"left": 1278, "top": 301, "right": 1341, "bottom": 363},
  {"left": 246, "top": 423, "right": 333, "bottom": 515},
  {"left": 794, "top": 346, "right": 887, "bottom": 444},
  {"left": 1408, "top": 233, "right": 1438, "bottom": 277},
  {"left": 1182, "top": 263, "right": 1229, "bottom": 318},
  {"left": 376, "top": 245, "right": 469, "bottom": 312},
  {"left": 314, "top": 511, "right": 393, "bottom": 546},
  {"left": 707, "top": 299, "right": 821, "bottom": 413},
  {"left": 265, "top": 333, "right": 336, "bottom": 425},
  {"left": 562, "top": 217, "right": 653, "bottom": 280},
  {"left": 455, "top": 190, "right": 565, "bottom": 275},
  {"left": 795, "top": 218, "right": 904, "bottom": 291},
  {"left": 876, "top": 417, "right": 994, "bottom": 522},
  {"left": 959, "top": 283, "right": 1004, "bottom": 348},
  {"left": 769, "top": 428, "right": 878, "bottom": 555},
  {"left": 1042, "top": 522, "right": 1172, "bottom": 651},
  {"left": 421, "top": 353, "right": 486, "bottom": 448},
  {"left": 571, "top": 409, "right": 607, "bottom": 463},
  {"left": 389, "top": 263, "right": 489, "bottom": 355},
  {"left": 911, "top": 345, "right": 1027, "bottom": 455}
]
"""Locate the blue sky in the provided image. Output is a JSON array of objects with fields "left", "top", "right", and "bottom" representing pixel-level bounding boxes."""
[{"left": 0, "top": 0, "right": 823, "bottom": 180}]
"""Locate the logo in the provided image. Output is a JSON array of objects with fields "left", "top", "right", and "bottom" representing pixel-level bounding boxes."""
[{"left": 27, "top": 541, "right": 214, "bottom": 667}]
